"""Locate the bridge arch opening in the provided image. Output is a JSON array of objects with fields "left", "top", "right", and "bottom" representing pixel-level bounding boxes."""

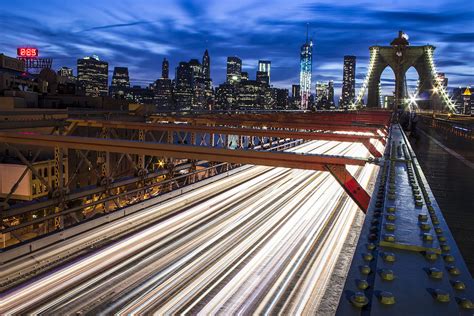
[{"left": 380, "top": 66, "right": 396, "bottom": 108}]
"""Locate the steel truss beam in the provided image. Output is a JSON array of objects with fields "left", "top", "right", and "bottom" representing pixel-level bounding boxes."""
[
  {"left": 0, "top": 132, "right": 368, "bottom": 171},
  {"left": 326, "top": 164, "right": 371, "bottom": 212},
  {"left": 68, "top": 119, "right": 385, "bottom": 157}
]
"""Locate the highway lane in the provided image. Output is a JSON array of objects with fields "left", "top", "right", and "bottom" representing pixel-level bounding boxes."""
[{"left": 0, "top": 140, "right": 378, "bottom": 315}]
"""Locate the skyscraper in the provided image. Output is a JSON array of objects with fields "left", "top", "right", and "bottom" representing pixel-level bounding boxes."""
[
  {"left": 202, "top": 50, "right": 210, "bottom": 79},
  {"left": 258, "top": 60, "right": 271, "bottom": 84},
  {"left": 299, "top": 29, "right": 313, "bottom": 110},
  {"left": 227, "top": 56, "right": 242, "bottom": 84},
  {"left": 256, "top": 71, "right": 269, "bottom": 85},
  {"left": 162, "top": 58, "right": 169, "bottom": 79},
  {"left": 77, "top": 55, "right": 108, "bottom": 97},
  {"left": 341, "top": 55, "right": 356, "bottom": 108},
  {"left": 155, "top": 59, "right": 173, "bottom": 108},
  {"left": 189, "top": 58, "right": 206, "bottom": 108},
  {"left": 111, "top": 67, "right": 130, "bottom": 88},
  {"left": 327, "top": 80, "right": 335, "bottom": 108},
  {"left": 315, "top": 81, "right": 328, "bottom": 109},
  {"left": 110, "top": 66, "right": 130, "bottom": 98},
  {"left": 174, "top": 62, "right": 193, "bottom": 110}
]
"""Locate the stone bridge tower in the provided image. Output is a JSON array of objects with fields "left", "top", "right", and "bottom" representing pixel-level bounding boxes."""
[{"left": 366, "top": 31, "right": 438, "bottom": 110}]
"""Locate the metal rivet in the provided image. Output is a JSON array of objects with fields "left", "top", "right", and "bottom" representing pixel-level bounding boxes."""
[
  {"left": 422, "top": 233, "right": 433, "bottom": 242},
  {"left": 447, "top": 265, "right": 461, "bottom": 276},
  {"left": 386, "top": 206, "right": 396, "bottom": 213},
  {"left": 380, "top": 269, "right": 395, "bottom": 281},
  {"left": 350, "top": 292, "right": 369, "bottom": 308},
  {"left": 435, "top": 227, "right": 442, "bottom": 234},
  {"left": 418, "top": 214, "right": 428, "bottom": 222},
  {"left": 360, "top": 265, "right": 371, "bottom": 275},
  {"left": 453, "top": 280, "right": 465, "bottom": 290},
  {"left": 420, "top": 223, "right": 431, "bottom": 231},
  {"left": 425, "top": 251, "right": 438, "bottom": 261},
  {"left": 434, "top": 289, "right": 450, "bottom": 303},
  {"left": 415, "top": 201, "right": 423, "bottom": 207},
  {"left": 458, "top": 298, "right": 474, "bottom": 309},
  {"left": 363, "top": 253, "right": 374, "bottom": 262},
  {"left": 438, "top": 236, "right": 447, "bottom": 242},
  {"left": 443, "top": 255, "right": 455, "bottom": 263},
  {"left": 442, "top": 244, "right": 451, "bottom": 252},
  {"left": 428, "top": 267, "right": 443, "bottom": 279},
  {"left": 357, "top": 279, "right": 369, "bottom": 290},
  {"left": 379, "top": 291, "right": 396, "bottom": 305},
  {"left": 367, "top": 243, "right": 376, "bottom": 250},
  {"left": 385, "top": 223, "right": 396, "bottom": 231},
  {"left": 386, "top": 214, "right": 396, "bottom": 221},
  {"left": 383, "top": 252, "right": 396, "bottom": 262},
  {"left": 383, "top": 234, "right": 395, "bottom": 242}
]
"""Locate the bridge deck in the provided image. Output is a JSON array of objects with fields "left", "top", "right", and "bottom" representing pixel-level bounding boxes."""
[{"left": 337, "top": 124, "right": 474, "bottom": 314}]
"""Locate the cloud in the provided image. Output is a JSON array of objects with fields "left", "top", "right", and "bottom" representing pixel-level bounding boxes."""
[{"left": 0, "top": 0, "right": 472, "bottom": 103}]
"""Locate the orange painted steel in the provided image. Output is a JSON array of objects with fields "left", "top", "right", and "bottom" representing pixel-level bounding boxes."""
[{"left": 0, "top": 132, "right": 368, "bottom": 171}]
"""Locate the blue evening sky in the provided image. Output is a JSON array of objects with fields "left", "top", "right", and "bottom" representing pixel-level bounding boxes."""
[{"left": 0, "top": 0, "right": 472, "bottom": 96}]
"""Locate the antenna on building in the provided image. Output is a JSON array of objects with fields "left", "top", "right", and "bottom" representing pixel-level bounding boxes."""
[{"left": 306, "top": 23, "right": 309, "bottom": 43}]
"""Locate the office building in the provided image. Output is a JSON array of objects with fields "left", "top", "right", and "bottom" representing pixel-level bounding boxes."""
[
  {"left": 174, "top": 62, "right": 193, "bottom": 110},
  {"left": 109, "top": 67, "right": 130, "bottom": 97},
  {"left": 162, "top": 58, "right": 169, "bottom": 79},
  {"left": 258, "top": 60, "right": 271, "bottom": 84},
  {"left": 341, "top": 56, "right": 356, "bottom": 108},
  {"left": 299, "top": 32, "right": 313, "bottom": 110},
  {"left": 256, "top": 71, "right": 269, "bottom": 86},
  {"left": 202, "top": 50, "right": 210, "bottom": 79},
  {"left": 227, "top": 57, "right": 242, "bottom": 84},
  {"left": 77, "top": 55, "right": 108, "bottom": 97}
]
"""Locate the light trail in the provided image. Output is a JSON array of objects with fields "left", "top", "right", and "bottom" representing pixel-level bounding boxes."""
[{"left": 0, "top": 140, "right": 378, "bottom": 315}]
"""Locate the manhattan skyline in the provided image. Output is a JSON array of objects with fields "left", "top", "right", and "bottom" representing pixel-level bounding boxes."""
[{"left": 1, "top": 0, "right": 472, "bottom": 96}]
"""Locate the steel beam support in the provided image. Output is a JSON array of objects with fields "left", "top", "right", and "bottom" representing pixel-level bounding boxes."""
[
  {"left": 0, "top": 132, "right": 369, "bottom": 171},
  {"left": 70, "top": 119, "right": 386, "bottom": 142},
  {"left": 325, "top": 164, "right": 371, "bottom": 212}
]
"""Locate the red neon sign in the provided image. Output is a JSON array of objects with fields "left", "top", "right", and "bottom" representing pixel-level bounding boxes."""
[{"left": 17, "top": 47, "right": 39, "bottom": 58}]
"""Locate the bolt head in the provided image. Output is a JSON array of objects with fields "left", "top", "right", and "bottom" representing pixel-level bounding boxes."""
[
  {"left": 453, "top": 280, "right": 465, "bottom": 290},
  {"left": 422, "top": 233, "right": 434, "bottom": 242},
  {"left": 367, "top": 243, "right": 376, "bottom": 250},
  {"left": 428, "top": 267, "right": 443, "bottom": 279},
  {"left": 418, "top": 214, "right": 428, "bottom": 222},
  {"left": 441, "top": 244, "right": 451, "bottom": 252},
  {"left": 383, "top": 252, "right": 396, "bottom": 262},
  {"left": 434, "top": 289, "right": 450, "bottom": 303},
  {"left": 386, "top": 206, "right": 396, "bottom": 213},
  {"left": 458, "top": 298, "right": 474, "bottom": 309},
  {"left": 447, "top": 265, "right": 461, "bottom": 276},
  {"left": 385, "top": 223, "right": 396, "bottom": 231},
  {"left": 425, "top": 251, "right": 438, "bottom": 261},
  {"left": 363, "top": 253, "right": 374, "bottom": 262},
  {"left": 379, "top": 291, "right": 396, "bottom": 305},
  {"left": 420, "top": 223, "right": 431, "bottom": 231},
  {"left": 360, "top": 265, "right": 371, "bottom": 275},
  {"left": 357, "top": 279, "right": 369, "bottom": 290},
  {"left": 380, "top": 269, "right": 395, "bottom": 281},
  {"left": 350, "top": 292, "right": 369, "bottom": 308}
]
